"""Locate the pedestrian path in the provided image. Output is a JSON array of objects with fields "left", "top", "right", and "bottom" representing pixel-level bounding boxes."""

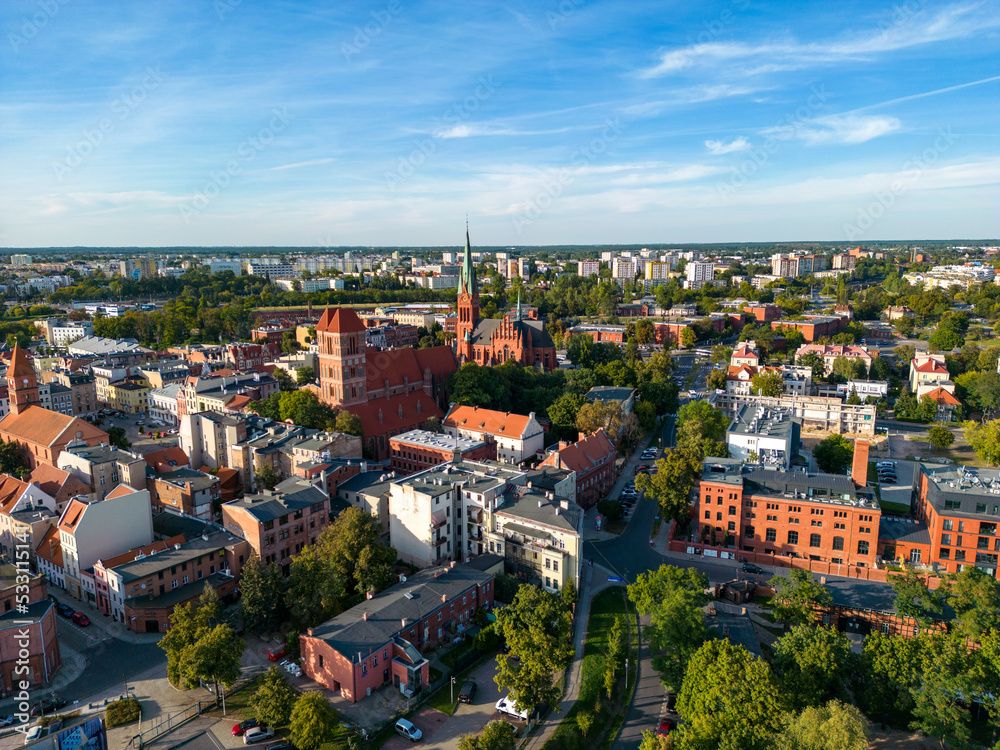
[{"left": 47, "top": 588, "right": 162, "bottom": 645}]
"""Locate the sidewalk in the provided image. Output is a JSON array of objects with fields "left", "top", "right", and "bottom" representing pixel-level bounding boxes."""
[
  {"left": 583, "top": 426, "right": 661, "bottom": 542},
  {"left": 46, "top": 587, "right": 162, "bottom": 645},
  {"left": 522, "top": 563, "right": 618, "bottom": 750}
]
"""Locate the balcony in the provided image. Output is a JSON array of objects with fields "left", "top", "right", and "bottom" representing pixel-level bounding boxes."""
[
  {"left": 432, "top": 535, "right": 448, "bottom": 547},
  {"left": 467, "top": 508, "right": 483, "bottom": 524}
]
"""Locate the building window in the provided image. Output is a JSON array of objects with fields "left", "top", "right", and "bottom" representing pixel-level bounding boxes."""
[
  {"left": 809, "top": 534, "right": 821, "bottom": 548},
  {"left": 857, "top": 540, "right": 870, "bottom": 555},
  {"left": 788, "top": 530, "right": 799, "bottom": 545},
  {"left": 939, "top": 548, "right": 950, "bottom": 559},
  {"left": 942, "top": 533, "right": 952, "bottom": 546},
  {"left": 881, "top": 622, "right": 890, "bottom": 634},
  {"left": 832, "top": 536, "right": 844, "bottom": 551},
  {"left": 765, "top": 528, "right": 776, "bottom": 542},
  {"left": 910, "top": 549, "right": 922, "bottom": 563},
  {"left": 728, "top": 521, "right": 735, "bottom": 532},
  {"left": 728, "top": 506, "right": 736, "bottom": 516},
  {"left": 745, "top": 526, "right": 755, "bottom": 539}
]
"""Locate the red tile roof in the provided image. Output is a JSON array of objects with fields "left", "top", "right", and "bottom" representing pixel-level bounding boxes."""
[
  {"left": 348, "top": 392, "right": 444, "bottom": 440},
  {"left": 547, "top": 429, "right": 616, "bottom": 475},
  {"left": 7, "top": 344, "right": 35, "bottom": 379},
  {"left": 914, "top": 360, "right": 948, "bottom": 373},
  {"left": 35, "top": 526, "right": 63, "bottom": 568},
  {"left": 144, "top": 447, "right": 190, "bottom": 472},
  {"left": 444, "top": 405, "right": 533, "bottom": 437},
  {"left": 59, "top": 498, "right": 89, "bottom": 534},
  {"left": 317, "top": 307, "right": 365, "bottom": 334},
  {"left": 0, "top": 406, "right": 108, "bottom": 449},
  {"left": 0, "top": 475, "right": 29, "bottom": 514},
  {"left": 365, "top": 345, "right": 457, "bottom": 395},
  {"left": 106, "top": 483, "right": 141, "bottom": 500},
  {"left": 922, "top": 387, "right": 961, "bottom": 406}
]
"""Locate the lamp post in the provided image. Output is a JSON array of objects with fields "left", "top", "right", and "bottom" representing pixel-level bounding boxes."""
[{"left": 450, "top": 675, "right": 456, "bottom": 705}]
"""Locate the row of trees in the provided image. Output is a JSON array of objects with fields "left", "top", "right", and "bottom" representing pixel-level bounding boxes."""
[
  {"left": 247, "top": 389, "right": 362, "bottom": 437},
  {"left": 635, "top": 564, "right": 1000, "bottom": 750}
]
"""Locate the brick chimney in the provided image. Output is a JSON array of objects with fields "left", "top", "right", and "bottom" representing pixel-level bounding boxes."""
[{"left": 851, "top": 439, "right": 870, "bottom": 485}]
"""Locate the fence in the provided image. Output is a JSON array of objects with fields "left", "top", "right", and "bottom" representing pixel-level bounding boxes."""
[{"left": 131, "top": 672, "right": 259, "bottom": 749}]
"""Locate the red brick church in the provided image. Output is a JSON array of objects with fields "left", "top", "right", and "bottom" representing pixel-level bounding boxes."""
[{"left": 456, "top": 229, "right": 557, "bottom": 371}]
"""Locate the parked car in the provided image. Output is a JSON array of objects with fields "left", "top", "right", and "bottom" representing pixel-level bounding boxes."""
[
  {"left": 458, "top": 680, "right": 477, "bottom": 704},
  {"left": 264, "top": 742, "right": 295, "bottom": 750},
  {"left": 394, "top": 718, "right": 423, "bottom": 742},
  {"left": 56, "top": 603, "right": 75, "bottom": 618},
  {"left": 0, "top": 715, "right": 16, "bottom": 728},
  {"left": 281, "top": 660, "right": 303, "bottom": 677},
  {"left": 232, "top": 720, "right": 261, "bottom": 737},
  {"left": 495, "top": 695, "right": 531, "bottom": 720},
  {"left": 30, "top": 697, "right": 67, "bottom": 717},
  {"left": 657, "top": 717, "right": 677, "bottom": 737},
  {"left": 243, "top": 727, "right": 275, "bottom": 745},
  {"left": 665, "top": 692, "right": 678, "bottom": 712},
  {"left": 267, "top": 646, "right": 286, "bottom": 662},
  {"left": 741, "top": 563, "right": 764, "bottom": 575},
  {"left": 24, "top": 726, "right": 43, "bottom": 745},
  {"left": 70, "top": 612, "right": 90, "bottom": 626}
]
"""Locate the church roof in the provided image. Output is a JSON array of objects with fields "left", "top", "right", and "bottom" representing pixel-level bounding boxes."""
[
  {"left": 460, "top": 227, "right": 476, "bottom": 295},
  {"left": 470, "top": 317, "right": 554, "bottom": 350},
  {"left": 347, "top": 392, "right": 444, "bottom": 440},
  {"left": 7, "top": 344, "right": 34, "bottom": 379},
  {"left": 316, "top": 307, "right": 365, "bottom": 335},
  {"left": 0, "top": 406, "right": 108, "bottom": 449},
  {"left": 365, "top": 346, "right": 457, "bottom": 395}
]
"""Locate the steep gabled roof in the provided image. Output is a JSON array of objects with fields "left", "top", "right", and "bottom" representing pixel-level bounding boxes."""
[
  {"left": 348, "top": 392, "right": 444, "bottom": 439},
  {"left": 58, "top": 498, "right": 89, "bottom": 535},
  {"left": 105, "top": 483, "right": 142, "bottom": 500},
  {"left": 914, "top": 360, "right": 948, "bottom": 374},
  {"left": 7, "top": 344, "right": 35, "bottom": 379},
  {"left": 316, "top": 307, "right": 365, "bottom": 334},
  {"left": 35, "top": 526, "right": 63, "bottom": 569},
  {"left": 0, "top": 475, "right": 29, "bottom": 514},
  {"left": 922, "top": 387, "right": 961, "bottom": 406},
  {"left": 0, "top": 406, "right": 107, "bottom": 448},
  {"left": 551, "top": 429, "right": 615, "bottom": 474},
  {"left": 143, "top": 446, "right": 189, "bottom": 472}
]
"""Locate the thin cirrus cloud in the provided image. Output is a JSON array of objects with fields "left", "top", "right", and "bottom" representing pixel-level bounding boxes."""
[
  {"left": 267, "top": 157, "right": 337, "bottom": 171},
  {"left": 705, "top": 137, "right": 750, "bottom": 155},
  {"left": 639, "top": 3, "right": 998, "bottom": 78},
  {"left": 764, "top": 114, "right": 902, "bottom": 145}
]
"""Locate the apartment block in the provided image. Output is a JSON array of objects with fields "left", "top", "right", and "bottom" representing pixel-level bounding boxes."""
[
  {"left": 58, "top": 443, "right": 147, "bottom": 500},
  {"left": 443, "top": 405, "right": 546, "bottom": 465}
]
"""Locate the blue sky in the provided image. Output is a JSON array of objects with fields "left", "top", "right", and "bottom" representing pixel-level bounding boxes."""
[{"left": 2, "top": 0, "right": 999, "bottom": 247}]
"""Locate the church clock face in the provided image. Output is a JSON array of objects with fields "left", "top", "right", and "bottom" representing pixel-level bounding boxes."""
[{"left": 22, "top": 378, "right": 29, "bottom": 386}]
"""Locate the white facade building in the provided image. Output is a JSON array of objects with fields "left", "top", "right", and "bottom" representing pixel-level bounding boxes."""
[{"left": 149, "top": 384, "right": 182, "bottom": 426}]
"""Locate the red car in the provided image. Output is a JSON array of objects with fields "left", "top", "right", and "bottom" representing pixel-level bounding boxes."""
[
  {"left": 657, "top": 718, "right": 676, "bottom": 737},
  {"left": 70, "top": 612, "right": 90, "bottom": 626},
  {"left": 267, "top": 647, "right": 286, "bottom": 662},
  {"left": 232, "top": 720, "right": 261, "bottom": 737}
]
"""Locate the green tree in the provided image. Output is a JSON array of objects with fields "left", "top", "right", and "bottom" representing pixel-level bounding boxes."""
[
  {"left": 774, "top": 700, "right": 869, "bottom": 750},
  {"left": 856, "top": 631, "right": 922, "bottom": 725},
  {"left": 561, "top": 578, "right": 578, "bottom": 611},
  {"left": 107, "top": 426, "right": 131, "bottom": 451},
  {"left": 750, "top": 370, "right": 784, "bottom": 397},
  {"left": 890, "top": 568, "right": 945, "bottom": 626},
  {"left": 295, "top": 366, "right": 315, "bottom": 385},
  {"left": 238, "top": 554, "right": 283, "bottom": 634},
  {"left": 628, "top": 565, "right": 709, "bottom": 688},
  {"left": 333, "top": 410, "right": 363, "bottom": 437},
  {"left": 0, "top": 439, "right": 29, "bottom": 476},
  {"left": 944, "top": 565, "right": 1000, "bottom": 640},
  {"left": 180, "top": 623, "right": 244, "bottom": 697},
  {"left": 964, "top": 419, "right": 1000, "bottom": 465},
  {"left": 253, "top": 666, "right": 297, "bottom": 728},
  {"left": 771, "top": 569, "right": 832, "bottom": 626},
  {"left": 812, "top": 434, "right": 853, "bottom": 474},
  {"left": 273, "top": 368, "right": 296, "bottom": 392},
  {"left": 929, "top": 326, "right": 963, "bottom": 352},
  {"left": 635, "top": 319, "right": 654, "bottom": 345},
  {"left": 869, "top": 355, "right": 892, "bottom": 381},
  {"left": 774, "top": 625, "right": 853, "bottom": 709},
  {"left": 676, "top": 639, "right": 786, "bottom": 750},
  {"left": 675, "top": 400, "right": 728, "bottom": 456},
  {"left": 797, "top": 351, "right": 826, "bottom": 380},
  {"left": 457, "top": 720, "right": 517, "bottom": 750},
  {"left": 603, "top": 615, "right": 626, "bottom": 696},
  {"left": 893, "top": 344, "right": 916, "bottom": 365},
  {"left": 548, "top": 392, "right": 587, "bottom": 440},
  {"left": 575, "top": 399, "right": 620, "bottom": 437},
  {"left": 636, "top": 448, "right": 701, "bottom": 522},
  {"left": 288, "top": 692, "right": 339, "bottom": 750},
  {"left": 680, "top": 327, "right": 697, "bottom": 349},
  {"left": 831, "top": 355, "right": 865, "bottom": 382},
  {"left": 494, "top": 585, "right": 574, "bottom": 712},
  {"left": 909, "top": 633, "right": 973, "bottom": 749},
  {"left": 706, "top": 368, "right": 727, "bottom": 391},
  {"left": 926, "top": 423, "right": 954, "bottom": 452},
  {"left": 255, "top": 464, "right": 280, "bottom": 491},
  {"left": 710, "top": 345, "right": 733, "bottom": 365}
]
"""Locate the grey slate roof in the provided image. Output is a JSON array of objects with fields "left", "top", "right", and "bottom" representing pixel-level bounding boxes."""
[
  {"left": 113, "top": 531, "right": 236, "bottom": 583},
  {"left": 877, "top": 517, "right": 931, "bottom": 545},
  {"left": 307, "top": 563, "right": 493, "bottom": 661},
  {"left": 337, "top": 471, "right": 396, "bottom": 498},
  {"left": 225, "top": 479, "right": 327, "bottom": 522},
  {"left": 497, "top": 491, "right": 581, "bottom": 535},
  {"left": 470, "top": 318, "right": 554, "bottom": 349}
]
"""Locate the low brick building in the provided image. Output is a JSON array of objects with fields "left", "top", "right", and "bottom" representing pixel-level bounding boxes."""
[
  {"left": 300, "top": 562, "right": 495, "bottom": 702},
  {"left": 389, "top": 430, "right": 495, "bottom": 475},
  {"left": 771, "top": 315, "right": 846, "bottom": 343},
  {"left": 0, "top": 565, "right": 61, "bottom": 690},
  {"left": 147, "top": 468, "right": 220, "bottom": 521}
]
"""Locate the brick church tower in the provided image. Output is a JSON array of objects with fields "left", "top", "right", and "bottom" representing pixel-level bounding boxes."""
[
  {"left": 456, "top": 226, "right": 479, "bottom": 363},
  {"left": 7, "top": 344, "right": 39, "bottom": 416},
  {"left": 316, "top": 307, "right": 367, "bottom": 407}
]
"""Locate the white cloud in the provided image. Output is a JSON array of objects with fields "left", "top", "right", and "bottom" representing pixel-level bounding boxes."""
[
  {"left": 268, "top": 157, "right": 337, "bottom": 171},
  {"left": 638, "top": 3, "right": 1000, "bottom": 78},
  {"left": 765, "top": 114, "right": 901, "bottom": 145},
  {"left": 705, "top": 137, "right": 750, "bottom": 155}
]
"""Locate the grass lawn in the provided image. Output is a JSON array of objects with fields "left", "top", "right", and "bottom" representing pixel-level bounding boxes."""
[
  {"left": 425, "top": 651, "right": 498, "bottom": 716},
  {"left": 542, "top": 587, "right": 635, "bottom": 750},
  {"left": 879, "top": 500, "right": 912, "bottom": 515},
  {"left": 440, "top": 640, "right": 478, "bottom": 670}
]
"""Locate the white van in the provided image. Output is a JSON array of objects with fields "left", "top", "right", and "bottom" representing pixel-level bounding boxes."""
[{"left": 495, "top": 695, "right": 531, "bottom": 720}]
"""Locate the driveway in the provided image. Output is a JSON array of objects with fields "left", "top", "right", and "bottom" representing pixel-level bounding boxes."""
[
  {"left": 408, "top": 657, "right": 505, "bottom": 750},
  {"left": 875, "top": 459, "right": 917, "bottom": 512}
]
